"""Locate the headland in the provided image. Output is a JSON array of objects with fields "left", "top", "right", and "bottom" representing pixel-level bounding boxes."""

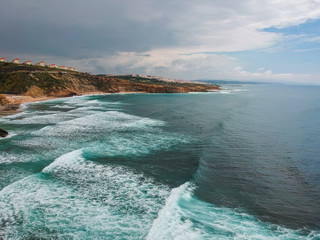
[{"left": 0, "top": 61, "right": 219, "bottom": 116}]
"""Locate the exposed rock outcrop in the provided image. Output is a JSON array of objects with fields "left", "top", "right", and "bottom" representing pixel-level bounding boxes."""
[{"left": 0, "top": 128, "right": 8, "bottom": 138}]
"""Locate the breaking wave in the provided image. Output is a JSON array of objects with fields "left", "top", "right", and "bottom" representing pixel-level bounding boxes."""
[{"left": 147, "top": 183, "right": 319, "bottom": 240}]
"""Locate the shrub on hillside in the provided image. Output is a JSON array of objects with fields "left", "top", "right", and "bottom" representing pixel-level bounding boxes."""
[{"left": 0, "top": 94, "right": 9, "bottom": 106}]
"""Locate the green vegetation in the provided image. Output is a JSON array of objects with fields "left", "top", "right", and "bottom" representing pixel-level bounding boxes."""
[
  {"left": 113, "top": 75, "right": 170, "bottom": 85},
  {"left": 112, "top": 75, "right": 162, "bottom": 84},
  {"left": 112, "top": 75, "right": 203, "bottom": 87},
  {"left": 0, "top": 62, "right": 72, "bottom": 73},
  {"left": 0, "top": 72, "right": 66, "bottom": 94}
]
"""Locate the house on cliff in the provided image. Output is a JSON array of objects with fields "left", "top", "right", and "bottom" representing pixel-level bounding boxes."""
[
  {"left": 67, "top": 67, "right": 77, "bottom": 71},
  {"left": 35, "top": 61, "right": 45, "bottom": 67},
  {"left": 24, "top": 60, "right": 32, "bottom": 65},
  {"left": 48, "top": 64, "right": 58, "bottom": 68},
  {"left": 59, "top": 66, "right": 67, "bottom": 70},
  {"left": 12, "top": 58, "right": 20, "bottom": 64},
  {"left": 0, "top": 57, "right": 6, "bottom": 62}
]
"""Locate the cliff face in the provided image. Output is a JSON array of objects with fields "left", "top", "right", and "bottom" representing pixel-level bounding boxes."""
[{"left": 0, "top": 71, "right": 219, "bottom": 97}]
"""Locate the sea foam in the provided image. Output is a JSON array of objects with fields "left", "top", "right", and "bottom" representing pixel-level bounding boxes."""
[
  {"left": 0, "top": 149, "right": 170, "bottom": 239},
  {"left": 147, "top": 182, "right": 317, "bottom": 240}
]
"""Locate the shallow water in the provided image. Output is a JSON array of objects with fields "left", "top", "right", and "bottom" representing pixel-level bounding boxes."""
[{"left": 0, "top": 85, "right": 319, "bottom": 239}]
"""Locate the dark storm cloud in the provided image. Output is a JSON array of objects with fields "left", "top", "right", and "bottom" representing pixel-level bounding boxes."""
[{"left": 0, "top": 0, "right": 177, "bottom": 58}]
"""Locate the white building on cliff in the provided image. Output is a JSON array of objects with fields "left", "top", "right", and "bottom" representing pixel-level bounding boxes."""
[
  {"left": 12, "top": 58, "right": 20, "bottom": 64},
  {"left": 48, "top": 64, "right": 58, "bottom": 68},
  {"left": 35, "top": 61, "right": 45, "bottom": 67}
]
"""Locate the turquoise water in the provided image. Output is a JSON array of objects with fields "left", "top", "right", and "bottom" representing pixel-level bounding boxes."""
[{"left": 0, "top": 84, "right": 319, "bottom": 239}]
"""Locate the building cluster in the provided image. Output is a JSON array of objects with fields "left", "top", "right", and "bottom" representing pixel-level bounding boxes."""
[
  {"left": 0, "top": 57, "right": 77, "bottom": 71},
  {"left": 109, "top": 73, "right": 187, "bottom": 83},
  {"left": 137, "top": 74, "right": 186, "bottom": 82}
]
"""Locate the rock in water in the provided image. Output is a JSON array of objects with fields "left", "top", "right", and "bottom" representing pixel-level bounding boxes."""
[{"left": 0, "top": 128, "right": 8, "bottom": 138}]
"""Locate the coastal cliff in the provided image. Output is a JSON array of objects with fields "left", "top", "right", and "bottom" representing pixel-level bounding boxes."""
[
  {"left": 0, "top": 62, "right": 219, "bottom": 97},
  {"left": 0, "top": 73, "right": 219, "bottom": 97}
]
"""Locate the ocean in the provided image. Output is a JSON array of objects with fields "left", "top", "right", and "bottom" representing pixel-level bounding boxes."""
[{"left": 0, "top": 84, "right": 319, "bottom": 239}]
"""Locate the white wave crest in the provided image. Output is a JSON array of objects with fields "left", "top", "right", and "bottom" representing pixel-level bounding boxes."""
[
  {"left": 147, "top": 183, "right": 317, "bottom": 240},
  {"left": 0, "top": 149, "right": 170, "bottom": 239}
]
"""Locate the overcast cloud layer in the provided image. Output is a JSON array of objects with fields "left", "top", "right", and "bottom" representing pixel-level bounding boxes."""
[{"left": 1, "top": 0, "right": 320, "bottom": 83}]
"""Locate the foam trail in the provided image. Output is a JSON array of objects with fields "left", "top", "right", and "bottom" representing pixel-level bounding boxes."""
[
  {"left": 0, "top": 95, "right": 188, "bottom": 238},
  {"left": 82, "top": 132, "right": 188, "bottom": 158},
  {"left": 2, "top": 109, "right": 185, "bottom": 166},
  {"left": 147, "top": 183, "right": 319, "bottom": 240},
  {"left": 0, "top": 133, "right": 17, "bottom": 140},
  {"left": 0, "top": 149, "right": 170, "bottom": 239},
  {"left": 33, "top": 111, "right": 166, "bottom": 138},
  {"left": 147, "top": 183, "right": 204, "bottom": 240}
]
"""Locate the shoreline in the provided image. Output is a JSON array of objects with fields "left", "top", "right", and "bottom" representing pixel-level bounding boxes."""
[
  {"left": 0, "top": 92, "right": 106, "bottom": 117},
  {"left": 0, "top": 91, "right": 150, "bottom": 117},
  {"left": 0, "top": 89, "right": 216, "bottom": 118},
  {"left": 0, "top": 103, "right": 21, "bottom": 117}
]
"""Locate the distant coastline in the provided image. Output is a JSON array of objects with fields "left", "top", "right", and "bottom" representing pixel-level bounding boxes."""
[{"left": 0, "top": 62, "right": 219, "bottom": 117}]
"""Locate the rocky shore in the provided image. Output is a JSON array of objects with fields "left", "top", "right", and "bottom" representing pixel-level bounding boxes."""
[{"left": 0, "top": 128, "right": 8, "bottom": 137}]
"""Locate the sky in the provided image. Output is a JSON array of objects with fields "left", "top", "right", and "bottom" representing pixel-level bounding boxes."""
[{"left": 1, "top": 0, "right": 320, "bottom": 84}]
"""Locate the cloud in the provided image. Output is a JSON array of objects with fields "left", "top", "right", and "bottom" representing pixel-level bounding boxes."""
[
  {"left": 1, "top": 0, "right": 320, "bottom": 82},
  {"left": 305, "top": 36, "right": 320, "bottom": 42},
  {"left": 69, "top": 50, "right": 237, "bottom": 78},
  {"left": 294, "top": 47, "right": 320, "bottom": 52},
  {"left": 212, "top": 66, "right": 320, "bottom": 85},
  {"left": 70, "top": 49, "right": 320, "bottom": 84},
  {"left": 2, "top": 0, "right": 320, "bottom": 56}
]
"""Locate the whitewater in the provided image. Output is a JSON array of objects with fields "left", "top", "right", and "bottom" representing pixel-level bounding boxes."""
[{"left": 0, "top": 85, "right": 319, "bottom": 239}]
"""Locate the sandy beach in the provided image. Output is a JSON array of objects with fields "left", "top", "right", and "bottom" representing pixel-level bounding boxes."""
[
  {"left": 0, "top": 92, "right": 106, "bottom": 117},
  {"left": 3, "top": 94, "right": 56, "bottom": 105},
  {"left": 0, "top": 95, "right": 54, "bottom": 117}
]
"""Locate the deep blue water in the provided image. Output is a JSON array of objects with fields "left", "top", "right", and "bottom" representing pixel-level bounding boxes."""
[{"left": 0, "top": 84, "right": 319, "bottom": 239}]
